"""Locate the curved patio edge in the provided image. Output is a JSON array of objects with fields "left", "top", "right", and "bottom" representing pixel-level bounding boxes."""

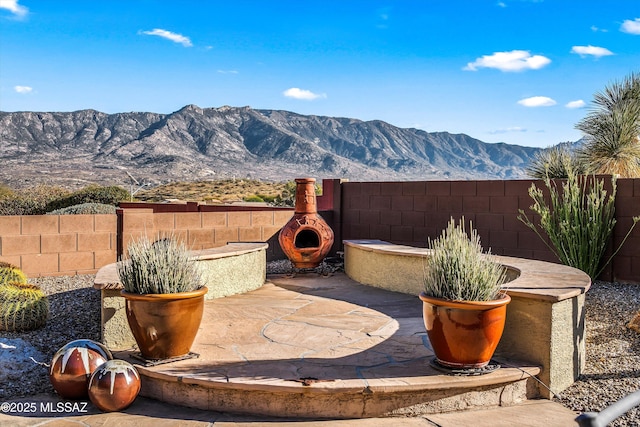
[{"left": 343, "top": 239, "right": 592, "bottom": 399}]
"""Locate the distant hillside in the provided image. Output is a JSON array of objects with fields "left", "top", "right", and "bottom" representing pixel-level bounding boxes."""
[{"left": 0, "top": 105, "right": 543, "bottom": 189}]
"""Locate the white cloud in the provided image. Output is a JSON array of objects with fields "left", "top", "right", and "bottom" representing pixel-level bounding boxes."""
[
  {"left": 0, "top": 0, "right": 28, "bottom": 17},
  {"left": 14, "top": 85, "right": 32, "bottom": 94},
  {"left": 621, "top": 18, "right": 640, "bottom": 35},
  {"left": 464, "top": 50, "right": 551, "bottom": 72},
  {"left": 283, "top": 88, "right": 327, "bottom": 100},
  {"left": 217, "top": 70, "right": 239, "bottom": 74},
  {"left": 497, "top": 2, "right": 507, "bottom": 7},
  {"left": 140, "top": 29, "right": 192, "bottom": 47},
  {"left": 591, "top": 25, "right": 608, "bottom": 33},
  {"left": 565, "top": 100, "right": 586, "bottom": 109},
  {"left": 517, "top": 96, "right": 556, "bottom": 107},
  {"left": 489, "top": 127, "right": 527, "bottom": 134},
  {"left": 571, "top": 45, "right": 614, "bottom": 58}
]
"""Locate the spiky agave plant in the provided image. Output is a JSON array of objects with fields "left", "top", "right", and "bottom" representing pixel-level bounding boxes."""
[
  {"left": 117, "top": 236, "right": 203, "bottom": 294},
  {"left": 423, "top": 218, "right": 507, "bottom": 302},
  {"left": 0, "top": 282, "right": 49, "bottom": 331},
  {"left": 0, "top": 262, "right": 27, "bottom": 285}
]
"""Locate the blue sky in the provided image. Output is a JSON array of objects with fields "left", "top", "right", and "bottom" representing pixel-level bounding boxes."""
[{"left": 1, "top": 0, "right": 638, "bottom": 148}]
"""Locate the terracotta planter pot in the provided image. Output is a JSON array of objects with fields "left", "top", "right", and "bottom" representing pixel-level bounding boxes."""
[
  {"left": 419, "top": 292, "right": 510, "bottom": 369},
  {"left": 121, "top": 287, "right": 208, "bottom": 360}
]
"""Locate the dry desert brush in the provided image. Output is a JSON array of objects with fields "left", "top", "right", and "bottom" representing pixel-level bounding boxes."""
[
  {"left": 117, "top": 236, "right": 204, "bottom": 294},
  {"left": 423, "top": 218, "right": 507, "bottom": 302}
]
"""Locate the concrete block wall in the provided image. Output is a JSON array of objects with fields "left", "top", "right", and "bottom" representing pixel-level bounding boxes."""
[
  {"left": 0, "top": 208, "right": 295, "bottom": 277},
  {"left": 118, "top": 208, "right": 294, "bottom": 261},
  {"left": 0, "top": 214, "right": 117, "bottom": 276},
  {"left": 1, "top": 178, "right": 638, "bottom": 281},
  {"left": 340, "top": 178, "right": 640, "bottom": 284},
  {"left": 612, "top": 179, "right": 640, "bottom": 283},
  {"left": 341, "top": 180, "right": 549, "bottom": 257}
]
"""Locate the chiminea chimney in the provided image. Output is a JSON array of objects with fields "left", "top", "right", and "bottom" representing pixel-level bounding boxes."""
[{"left": 278, "top": 178, "right": 334, "bottom": 268}]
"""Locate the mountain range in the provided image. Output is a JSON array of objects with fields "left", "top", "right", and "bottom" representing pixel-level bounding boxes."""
[{"left": 0, "top": 105, "right": 545, "bottom": 189}]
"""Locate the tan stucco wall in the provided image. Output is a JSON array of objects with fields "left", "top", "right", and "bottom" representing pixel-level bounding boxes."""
[
  {"left": 95, "top": 243, "right": 268, "bottom": 351},
  {"left": 343, "top": 239, "right": 589, "bottom": 397}
]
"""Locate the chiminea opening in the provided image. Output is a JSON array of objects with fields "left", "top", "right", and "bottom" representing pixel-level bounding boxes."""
[
  {"left": 278, "top": 178, "right": 335, "bottom": 268},
  {"left": 295, "top": 229, "right": 320, "bottom": 249}
]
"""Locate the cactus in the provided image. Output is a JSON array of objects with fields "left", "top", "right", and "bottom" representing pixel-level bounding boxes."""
[
  {"left": 0, "top": 262, "right": 27, "bottom": 285},
  {"left": 0, "top": 282, "right": 49, "bottom": 331}
]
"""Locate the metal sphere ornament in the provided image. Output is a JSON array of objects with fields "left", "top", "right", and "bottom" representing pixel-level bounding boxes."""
[
  {"left": 88, "top": 359, "right": 141, "bottom": 412},
  {"left": 49, "top": 339, "right": 113, "bottom": 399}
]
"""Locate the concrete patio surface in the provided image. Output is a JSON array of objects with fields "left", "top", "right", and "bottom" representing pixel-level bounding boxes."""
[
  {"left": 119, "top": 273, "right": 543, "bottom": 418},
  {"left": 1, "top": 272, "right": 581, "bottom": 425},
  {"left": 0, "top": 393, "right": 580, "bottom": 426}
]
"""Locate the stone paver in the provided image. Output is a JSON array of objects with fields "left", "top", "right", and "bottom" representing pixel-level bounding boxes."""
[
  {"left": 0, "top": 394, "right": 579, "bottom": 426},
  {"left": 108, "top": 273, "right": 541, "bottom": 418},
  {"left": 1, "top": 272, "right": 581, "bottom": 425}
]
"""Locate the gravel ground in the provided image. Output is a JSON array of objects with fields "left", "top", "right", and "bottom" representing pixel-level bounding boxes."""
[{"left": 1, "top": 271, "right": 639, "bottom": 425}]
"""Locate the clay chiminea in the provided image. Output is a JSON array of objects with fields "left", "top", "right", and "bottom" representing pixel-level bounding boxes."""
[{"left": 279, "top": 178, "right": 335, "bottom": 269}]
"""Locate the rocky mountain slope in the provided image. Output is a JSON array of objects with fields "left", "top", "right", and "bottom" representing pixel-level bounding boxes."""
[{"left": 0, "top": 105, "right": 542, "bottom": 189}]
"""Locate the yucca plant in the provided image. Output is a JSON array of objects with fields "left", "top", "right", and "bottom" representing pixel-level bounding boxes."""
[
  {"left": 117, "top": 236, "right": 203, "bottom": 294},
  {"left": 423, "top": 218, "right": 507, "bottom": 301},
  {"left": 575, "top": 71, "right": 640, "bottom": 178},
  {"left": 0, "top": 282, "right": 49, "bottom": 331},
  {"left": 518, "top": 163, "right": 640, "bottom": 279},
  {"left": 527, "top": 145, "right": 586, "bottom": 179},
  {"left": 0, "top": 262, "right": 28, "bottom": 285}
]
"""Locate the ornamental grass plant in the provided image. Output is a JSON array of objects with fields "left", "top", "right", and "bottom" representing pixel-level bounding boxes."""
[
  {"left": 518, "top": 162, "right": 639, "bottom": 279},
  {"left": 117, "top": 236, "right": 204, "bottom": 294},
  {"left": 423, "top": 217, "right": 507, "bottom": 302}
]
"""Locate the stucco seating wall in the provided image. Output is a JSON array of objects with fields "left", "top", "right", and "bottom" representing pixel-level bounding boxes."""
[
  {"left": 343, "top": 239, "right": 592, "bottom": 399},
  {"left": 93, "top": 242, "right": 268, "bottom": 350}
]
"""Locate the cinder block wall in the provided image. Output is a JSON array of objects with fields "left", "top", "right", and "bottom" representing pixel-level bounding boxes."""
[
  {"left": 0, "top": 214, "right": 117, "bottom": 276},
  {"left": 117, "top": 208, "right": 294, "bottom": 261},
  {"left": 340, "top": 178, "right": 640, "bottom": 284},
  {"left": 2, "top": 178, "right": 638, "bottom": 282},
  {"left": 612, "top": 179, "right": 640, "bottom": 283}
]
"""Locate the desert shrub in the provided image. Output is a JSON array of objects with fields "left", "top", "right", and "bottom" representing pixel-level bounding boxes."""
[
  {"left": 270, "top": 181, "right": 321, "bottom": 207},
  {"left": 527, "top": 145, "right": 586, "bottom": 179},
  {"left": 118, "top": 236, "right": 203, "bottom": 294},
  {"left": 423, "top": 218, "right": 506, "bottom": 301},
  {"left": 575, "top": 71, "right": 640, "bottom": 177},
  {"left": 518, "top": 165, "right": 640, "bottom": 279},
  {"left": 244, "top": 195, "right": 265, "bottom": 203},
  {"left": 257, "top": 194, "right": 276, "bottom": 203},
  {"left": 44, "top": 185, "right": 130, "bottom": 212},
  {"left": 0, "top": 184, "right": 14, "bottom": 200},
  {"left": 270, "top": 181, "right": 296, "bottom": 207},
  {"left": 47, "top": 203, "right": 117, "bottom": 215},
  {"left": 0, "top": 185, "right": 70, "bottom": 215}
]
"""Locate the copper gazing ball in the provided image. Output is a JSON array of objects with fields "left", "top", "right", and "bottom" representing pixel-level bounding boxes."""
[
  {"left": 88, "top": 359, "right": 141, "bottom": 412},
  {"left": 49, "top": 339, "right": 113, "bottom": 399}
]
